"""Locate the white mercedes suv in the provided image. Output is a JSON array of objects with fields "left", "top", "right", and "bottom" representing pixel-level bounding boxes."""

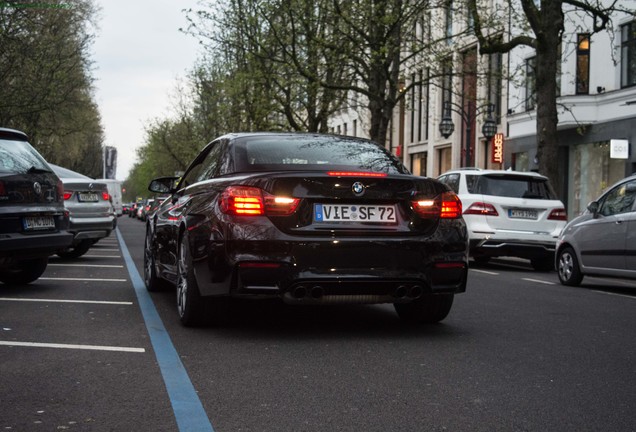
[{"left": 438, "top": 168, "right": 567, "bottom": 271}]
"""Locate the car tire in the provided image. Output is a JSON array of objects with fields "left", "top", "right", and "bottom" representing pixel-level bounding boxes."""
[
  {"left": 0, "top": 257, "right": 48, "bottom": 285},
  {"left": 176, "top": 234, "right": 205, "bottom": 326},
  {"left": 531, "top": 256, "right": 554, "bottom": 272},
  {"left": 144, "top": 224, "right": 168, "bottom": 292},
  {"left": 57, "top": 240, "right": 92, "bottom": 259},
  {"left": 557, "top": 247, "right": 584, "bottom": 286},
  {"left": 394, "top": 294, "right": 454, "bottom": 324}
]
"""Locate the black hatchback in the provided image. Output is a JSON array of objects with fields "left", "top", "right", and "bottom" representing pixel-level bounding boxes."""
[
  {"left": 0, "top": 128, "right": 72, "bottom": 284},
  {"left": 145, "top": 133, "right": 468, "bottom": 326}
]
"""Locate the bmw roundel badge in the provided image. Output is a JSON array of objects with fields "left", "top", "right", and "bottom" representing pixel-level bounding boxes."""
[{"left": 352, "top": 181, "right": 365, "bottom": 196}]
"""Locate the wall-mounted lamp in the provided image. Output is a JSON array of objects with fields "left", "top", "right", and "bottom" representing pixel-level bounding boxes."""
[
  {"left": 507, "top": 108, "right": 515, "bottom": 115},
  {"left": 597, "top": 86, "right": 606, "bottom": 94}
]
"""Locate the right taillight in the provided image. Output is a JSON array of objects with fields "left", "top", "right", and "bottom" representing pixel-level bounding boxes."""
[
  {"left": 412, "top": 191, "right": 462, "bottom": 219},
  {"left": 548, "top": 208, "right": 567, "bottom": 221},
  {"left": 463, "top": 202, "right": 499, "bottom": 216}
]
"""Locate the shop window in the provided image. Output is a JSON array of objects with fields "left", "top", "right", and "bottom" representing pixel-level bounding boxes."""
[
  {"left": 411, "top": 152, "right": 427, "bottom": 177},
  {"left": 512, "top": 152, "right": 529, "bottom": 171},
  {"left": 437, "top": 146, "right": 452, "bottom": 176}
]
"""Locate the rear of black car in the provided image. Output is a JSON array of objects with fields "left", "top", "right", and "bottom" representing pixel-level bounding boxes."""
[
  {"left": 0, "top": 128, "right": 72, "bottom": 284},
  {"left": 150, "top": 133, "right": 468, "bottom": 325}
]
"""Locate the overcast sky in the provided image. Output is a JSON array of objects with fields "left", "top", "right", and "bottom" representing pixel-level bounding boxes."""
[{"left": 92, "top": 0, "right": 202, "bottom": 181}]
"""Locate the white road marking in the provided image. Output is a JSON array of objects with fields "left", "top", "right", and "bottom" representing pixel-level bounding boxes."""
[
  {"left": 0, "top": 298, "right": 133, "bottom": 305},
  {"left": 471, "top": 269, "right": 500, "bottom": 275},
  {"left": 39, "top": 277, "right": 127, "bottom": 282},
  {"left": 0, "top": 341, "right": 145, "bottom": 353},
  {"left": 522, "top": 278, "right": 556, "bottom": 285},
  {"left": 48, "top": 264, "right": 124, "bottom": 268},
  {"left": 591, "top": 290, "right": 636, "bottom": 299},
  {"left": 82, "top": 255, "right": 122, "bottom": 258},
  {"left": 89, "top": 248, "right": 120, "bottom": 252}
]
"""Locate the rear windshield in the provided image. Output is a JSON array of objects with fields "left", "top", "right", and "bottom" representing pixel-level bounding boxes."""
[
  {"left": 0, "top": 139, "right": 51, "bottom": 174},
  {"left": 466, "top": 174, "right": 557, "bottom": 199},
  {"left": 233, "top": 135, "right": 409, "bottom": 174}
]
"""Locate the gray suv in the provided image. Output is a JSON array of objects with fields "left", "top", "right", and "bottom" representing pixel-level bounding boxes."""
[{"left": 0, "top": 128, "right": 73, "bottom": 284}]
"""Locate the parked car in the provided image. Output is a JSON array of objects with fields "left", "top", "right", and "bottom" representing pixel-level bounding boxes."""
[
  {"left": 437, "top": 168, "right": 567, "bottom": 271},
  {"left": 138, "top": 198, "right": 155, "bottom": 221},
  {"left": 145, "top": 132, "right": 468, "bottom": 326},
  {"left": 556, "top": 174, "right": 636, "bottom": 286},
  {"left": 146, "top": 196, "right": 169, "bottom": 219},
  {"left": 0, "top": 127, "right": 73, "bottom": 284},
  {"left": 49, "top": 164, "right": 115, "bottom": 258}
]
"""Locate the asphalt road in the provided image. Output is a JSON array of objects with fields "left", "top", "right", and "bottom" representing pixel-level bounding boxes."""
[{"left": 1, "top": 215, "right": 635, "bottom": 431}]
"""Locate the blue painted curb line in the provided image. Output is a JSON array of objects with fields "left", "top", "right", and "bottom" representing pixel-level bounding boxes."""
[{"left": 116, "top": 228, "right": 215, "bottom": 432}]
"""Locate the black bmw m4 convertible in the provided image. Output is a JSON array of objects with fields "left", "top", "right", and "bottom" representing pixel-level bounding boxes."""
[{"left": 144, "top": 133, "right": 468, "bottom": 326}]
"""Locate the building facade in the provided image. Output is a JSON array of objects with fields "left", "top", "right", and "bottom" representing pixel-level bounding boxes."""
[{"left": 328, "top": 1, "right": 636, "bottom": 218}]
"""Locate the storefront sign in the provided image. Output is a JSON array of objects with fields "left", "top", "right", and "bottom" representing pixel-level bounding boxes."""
[
  {"left": 492, "top": 133, "right": 504, "bottom": 164},
  {"left": 610, "top": 139, "right": 629, "bottom": 159}
]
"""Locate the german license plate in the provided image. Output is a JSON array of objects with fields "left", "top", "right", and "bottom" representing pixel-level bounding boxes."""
[
  {"left": 509, "top": 209, "right": 538, "bottom": 220},
  {"left": 314, "top": 204, "right": 397, "bottom": 223},
  {"left": 78, "top": 193, "right": 98, "bottom": 202},
  {"left": 23, "top": 216, "right": 55, "bottom": 231}
]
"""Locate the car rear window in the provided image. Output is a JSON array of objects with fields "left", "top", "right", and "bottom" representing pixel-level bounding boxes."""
[
  {"left": 0, "top": 139, "right": 51, "bottom": 174},
  {"left": 233, "top": 135, "right": 409, "bottom": 174},
  {"left": 466, "top": 174, "right": 557, "bottom": 199}
]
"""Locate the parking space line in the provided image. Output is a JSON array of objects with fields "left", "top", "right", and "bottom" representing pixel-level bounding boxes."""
[
  {"left": 116, "top": 228, "right": 215, "bottom": 432},
  {"left": 522, "top": 278, "right": 556, "bottom": 285},
  {"left": 89, "top": 248, "right": 120, "bottom": 252},
  {"left": 592, "top": 290, "right": 635, "bottom": 299},
  {"left": 39, "top": 277, "right": 127, "bottom": 282},
  {"left": 0, "top": 298, "right": 132, "bottom": 305},
  {"left": 81, "top": 255, "right": 122, "bottom": 258},
  {"left": 0, "top": 341, "right": 145, "bottom": 353},
  {"left": 471, "top": 269, "right": 500, "bottom": 275},
  {"left": 48, "top": 264, "right": 124, "bottom": 268}
]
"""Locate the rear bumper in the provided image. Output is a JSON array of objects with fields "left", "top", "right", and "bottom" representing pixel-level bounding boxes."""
[
  {"left": 470, "top": 238, "right": 556, "bottom": 260},
  {"left": 68, "top": 216, "right": 114, "bottom": 243},
  {"left": 193, "top": 236, "right": 469, "bottom": 302},
  {"left": 0, "top": 231, "right": 74, "bottom": 263}
]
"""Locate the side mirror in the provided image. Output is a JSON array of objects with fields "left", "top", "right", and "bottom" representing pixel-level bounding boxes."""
[
  {"left": 586, "top": 201, "right": 599, "bottom": 215},
  {"left": 148, "top": 176, "right": 179, "bottom": 194}
]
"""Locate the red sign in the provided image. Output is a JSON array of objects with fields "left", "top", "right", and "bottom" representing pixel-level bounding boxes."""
[{"left": 491, "top": 133, "right": 504, "bottom": 164}]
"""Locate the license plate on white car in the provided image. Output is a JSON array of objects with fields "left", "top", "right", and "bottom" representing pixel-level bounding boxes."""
[
  {"left": 78, "top": 193, "right": 98, "bottom": 202},
  {"left": 314, "top": 204, "right": 397, "bottom": 223},
  {"left": 508, "top": 209, "right": 538, "bottom": 220},
  {"left": 23, "top": 216, "right": 55, "bottom": 231}
]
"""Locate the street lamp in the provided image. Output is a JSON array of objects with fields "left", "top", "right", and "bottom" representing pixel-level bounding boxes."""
[{"left": 439, "top": 100, "right": 498, "bottom": 167}]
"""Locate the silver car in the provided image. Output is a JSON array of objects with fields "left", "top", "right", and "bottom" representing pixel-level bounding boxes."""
[
  {"left": 556, "top": 174, "right": 636, "bottom": 286},
  {"left": 49, "top": 164, "right": 116, "bottom": 258}
]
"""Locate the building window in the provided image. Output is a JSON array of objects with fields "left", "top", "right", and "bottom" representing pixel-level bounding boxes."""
[
  {"left": 525, "top": 56, "right": 536, "bottom": 111},
  {"left": 512, "top": 152, "right": 529, "bottom": 172},
  {"left": 576, "top": 34, "right": 590, "bottom": 94},
  {"left": 410, "top": 73, "right": 416, "bottom": 143},
  {"left": 445, "top": 0, "right": 453, "bottom": 42},
  {"left": 343, "top": 123, "right": 348, "bottom": 136},
  {"left": 437, "top": 146, "right": 452, "bottom": 176},
  {"left": 621, "top": 21, "right": 636, "bottom": 87},
  {"left": 353, "top": 119, "right": 357, "bottom": 137},
  {"left": 419, "top": 69, "right": 429, "bottom": 141},
  {"left": 487, "top": 51, "right": 502, "bottom": 123},
  {"left": 441, "top": 58, "right": 453, "bottom": 118},
  {"left": 411, "top": 152, "right": 427, "bottom": 176}
]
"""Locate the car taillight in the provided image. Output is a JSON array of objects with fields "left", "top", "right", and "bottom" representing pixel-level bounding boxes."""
[
  {"left": 102, "top": 191, "right": 110, "bottom": 201},
  {"left": 0, "top": 180, "right": 5, "bottom": 196},
  {"left": 220, "top": 186, "right": 300, "bottom": 216},
  {"left": 63, "top": 191, "right": 73, "bottom": 200},
  {"left": 548, "top": 208, "right": 567, "bottom": 221},
  {"left": 463, "top": 202, "right": 499, "bottom": 216},
  {"left": 412, "top": 191, "right": 462, "bottom": 219}
]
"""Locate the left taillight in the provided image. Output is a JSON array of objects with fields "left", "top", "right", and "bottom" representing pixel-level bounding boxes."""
[
  {"left": 63, "top": 191, "right": 72, "bottom": 200},
  {"left": 220, "top": 186, "right": 300, "bottom": 216},
  {"left": 412, "top": 191, "right": 462, "bottom": 219},
  {"left": 102, "top": 191, "right": 110, "bottom": 201},
  {"left": 548, "top": 208, "right": 567, "bottom": 221}
]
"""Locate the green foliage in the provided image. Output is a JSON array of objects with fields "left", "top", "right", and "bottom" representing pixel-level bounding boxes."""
[{"left": 0, "top": 0, "right": 104, "bottom": 176}]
